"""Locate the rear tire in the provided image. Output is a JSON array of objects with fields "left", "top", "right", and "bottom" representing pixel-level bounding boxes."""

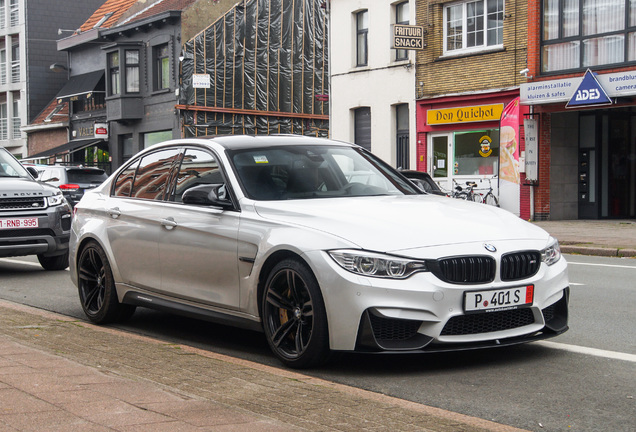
[
  {"left": 261, "top": 258, "right": 330, "bottom": 368},
  {"left": 77, "top": 241, "right": 135, "bottom": 324},
  {"left": 37, "top": 251, "right": 69, "bottom": 271}
]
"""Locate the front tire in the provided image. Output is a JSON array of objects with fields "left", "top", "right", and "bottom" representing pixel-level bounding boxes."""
[
  {"left": 262, "top": 258, "right": 329, "bottom": 368},
  {"left": 77, "top": 241, "right": 135, "bottom": 324},
  {"left": 37, "top": 251, "right": 69, "bottom": 271}
]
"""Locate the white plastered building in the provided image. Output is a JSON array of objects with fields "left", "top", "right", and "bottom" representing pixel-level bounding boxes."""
[{"left": 329, "top": 0, "right": 417, "bottom": 169}]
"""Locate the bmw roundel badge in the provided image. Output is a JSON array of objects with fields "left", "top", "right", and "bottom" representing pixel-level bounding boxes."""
[{"left": 484, "top": 244, "right": 497, "bottom": 252}]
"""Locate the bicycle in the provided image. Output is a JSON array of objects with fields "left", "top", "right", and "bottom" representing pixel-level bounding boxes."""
[
  {"left": 477, "top": 176, "right": 499, "bottom": 207},
  {"left": 452, "top": 179, "right": 483, "bottom": 203}
]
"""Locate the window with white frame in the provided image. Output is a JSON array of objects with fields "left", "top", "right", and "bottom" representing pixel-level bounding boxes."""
[
  {"left": 356, "top": 10, "right": 369, "bottom": 66},
  {"left": 108, "top": 48, "right": 140, "bottom": 95},
  {"left": 395, "top": 2, "right": 410, "bottom": 61},
  {"left": 125, "top": 50, "right": 140, "bottom": 93},
  {"left": 11, "top": 98, "right": 19, "bottom": 138},
  {"left": 154, "top": 44, "right": 170, "bottom": 90},
  {"left": 0, "top": 0, "right": 6, "bottom": 30},
  {"left": 443, "top": 0, "right": 504, "bottom": 55},
  {"left": 9, "top": 0, "right": 17, "bottom": 27},
  {"left": 542, "top": 0, "right": 636, "bottom": 72},
  {"left": 0, "top": 49, "right": 6, "bottom": 85},
  {"left": 10, "top": 41, "right": 19, "bottom": 83},
  {"left": 108, "top": 51, "right": 120, "bottom": 95},
  {"left": 0, "top": 103, "right": 7, "bottom": 140}
]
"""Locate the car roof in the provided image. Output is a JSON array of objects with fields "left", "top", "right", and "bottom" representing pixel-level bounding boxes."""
[{"left": 157, "top": 135, "right": 357, "bottom": 151}]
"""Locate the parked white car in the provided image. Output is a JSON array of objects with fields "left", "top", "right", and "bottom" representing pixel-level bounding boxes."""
[{"left": 69, "top": 135, "right": 569, "bottom": 368}]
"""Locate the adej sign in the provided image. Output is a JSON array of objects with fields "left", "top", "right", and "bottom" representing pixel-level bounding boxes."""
[{"left": 566, "top": 70, "right": 612, "bottom": 108}]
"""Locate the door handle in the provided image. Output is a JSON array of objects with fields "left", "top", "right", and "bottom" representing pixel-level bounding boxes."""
[
  {"left": 161, "top": 217, "right": 178, "bottom": 230},
  {"left": 107, "top": 207, "right": 121, "bottom": 219}
]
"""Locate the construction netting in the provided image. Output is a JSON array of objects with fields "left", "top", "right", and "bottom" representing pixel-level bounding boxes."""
[{"left": 179, "top": 0, "right": 329, "bottom": 137}]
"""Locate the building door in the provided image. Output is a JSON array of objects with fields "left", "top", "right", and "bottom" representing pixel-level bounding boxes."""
[
  {"left": 606, "top": 112, "right": 635, "bottom": 218},
  {"left": 396, "top": 104, "right": 409, "bottom": 169},
  {"left": 579, "top": 109, "right": 635, "bottom": 219},
  {"left": 429, "top": 133, "right": 451, "bottom": 192}
]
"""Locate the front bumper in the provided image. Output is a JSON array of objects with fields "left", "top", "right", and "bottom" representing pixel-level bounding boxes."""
[
  {"left": 0, "top": 205, "right": 72, "bottom": 258},
  {"left": 304, "top": 242, "right": 570, "bottom": 352},
  {"left": 355, "top": 289, "right": 569, "bottom": 353}
]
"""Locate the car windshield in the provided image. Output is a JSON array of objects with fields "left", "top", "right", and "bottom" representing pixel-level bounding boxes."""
[
  {"left": 67, "top": 169, "right": 108, "bottom": 184},
  {"left": 229, "top": 145, "right": 419, "bottom": 200},
  {"left": 0, "top": 148, "right": 32, "bottom": 178}
]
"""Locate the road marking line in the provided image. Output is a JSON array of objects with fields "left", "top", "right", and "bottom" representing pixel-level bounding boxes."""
[
  {"left": 568, "top": 261, "right": 636, "bottom": 269},
  {"left": 0, "top": 258, "right": 69, "bottom": 271},
  {"left": 569, "top": 282, "right": 585, "bottom": 286},
  {"left": 536, "top": 341, "right": 636, "bottom": 363},
  {"left": 0, "top": 258, "right": 41, "bottom": 267}
]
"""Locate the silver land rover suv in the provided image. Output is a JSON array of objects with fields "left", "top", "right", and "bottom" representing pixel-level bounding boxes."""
[{"left": 0, "top": 146, "right": 72, "bottom": 270}]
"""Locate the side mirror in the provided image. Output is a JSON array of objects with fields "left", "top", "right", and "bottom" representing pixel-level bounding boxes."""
[
  {"left": 26, "top": 167, "right": 39, "bottom": 179},
  {"left": 182, "top": 183, "right": 233, "bottom": 209}
]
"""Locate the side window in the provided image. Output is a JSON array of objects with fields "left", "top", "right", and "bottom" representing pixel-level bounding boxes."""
[
  {"left": 172, "top": 148, "right": 223, "bottom": 203},
  {"left": 113, "top": 160, "right": 139, "bottom": 197},
  {"left": 130, "top": 149, "right": 181, "bottom": 200}
]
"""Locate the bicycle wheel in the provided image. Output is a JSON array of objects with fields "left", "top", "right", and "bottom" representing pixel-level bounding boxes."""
[
  {"left": 485, "top": 193, "right": 499, "bottom": 207},
  {"left": 455, "top": 192, "right": 469, "bottom": 200}
]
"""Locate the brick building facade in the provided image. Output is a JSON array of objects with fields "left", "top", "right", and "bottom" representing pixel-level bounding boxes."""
[
  {"left": 521, "top": 0, "right": 636, "bottom": 220},
  {"left": 415, "top": 0, "right": 531, "bottom": 218}
]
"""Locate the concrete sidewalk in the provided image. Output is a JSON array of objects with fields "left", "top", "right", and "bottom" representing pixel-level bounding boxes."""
[
  {"left": 0, "top": 300, "right": 526, "bottom": 432},
  {"left": 533, "top": 219, "right": 636, "bottom": 257}
]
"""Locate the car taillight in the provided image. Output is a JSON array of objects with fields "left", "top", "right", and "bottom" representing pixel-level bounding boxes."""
[{"left": 59, "top": 184, "right": 80, "bottom": 191}]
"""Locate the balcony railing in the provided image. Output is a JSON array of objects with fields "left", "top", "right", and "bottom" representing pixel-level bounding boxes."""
[{"left": 0, "top": 118, "right": 8, "bottom": 140}]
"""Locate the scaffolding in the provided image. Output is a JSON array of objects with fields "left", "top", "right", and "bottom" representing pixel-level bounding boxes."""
[{"left": 178, "top": 0, "right": 329, "bottom": 137}]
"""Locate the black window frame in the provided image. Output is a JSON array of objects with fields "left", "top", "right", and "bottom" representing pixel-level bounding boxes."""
[
  {"left": 354, "top": 107, "right": 371, "bottom": 151},
  {"left": 395, "top": 1, "right": 410, "bottom": 61},
  {"left": 105, "top": 43, "right": 143, "bottom": 97},
  {"left": 153, "top": 43, "right": 171, "bottom": 91},
  {"left": 541, "top": 0, "right": 636, "bottom": 73},
  {"left": 356, "top": 10, "right": 369, "bottom": 67}
]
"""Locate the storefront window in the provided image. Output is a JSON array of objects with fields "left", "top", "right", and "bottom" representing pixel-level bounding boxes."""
[
  {"left": 453, "top": 129, "right": 499, "bottom": 176},
  {"left": 143, "top": 130, "right": 173, "bottom": 148}
]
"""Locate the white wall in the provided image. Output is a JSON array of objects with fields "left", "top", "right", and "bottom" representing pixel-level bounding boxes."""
[{"left": 329, "top": 0, "right": 416, "bottom": 169}]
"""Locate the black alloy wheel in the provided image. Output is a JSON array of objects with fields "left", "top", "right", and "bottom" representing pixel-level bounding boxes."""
[
  {"left": 262, "top": 258, "right": 329, "bottom": 368},
  {"left": 77, "top": 241, "right": 135, "bottom": 324}
]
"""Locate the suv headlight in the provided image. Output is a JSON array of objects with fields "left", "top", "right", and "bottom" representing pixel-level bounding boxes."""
[
  {"left": 47, "top": 191, "right": 66, "bottom": 207},
  {"left": 541, "top": 237, "right": 561, "bottom": 266},
  {"left": 328, "top": 249, "right": 428, "bottom": 279}
]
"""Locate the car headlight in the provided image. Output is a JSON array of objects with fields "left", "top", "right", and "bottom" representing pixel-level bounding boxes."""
[
  {"left": 47, "top": 192, "right": 66, "bottom": 207},
  {"left": 328, "top": 249, "right": 428, "bottom": 279},
  {"left": 541, "top": 237, "right": 561, "bottom": 266}
]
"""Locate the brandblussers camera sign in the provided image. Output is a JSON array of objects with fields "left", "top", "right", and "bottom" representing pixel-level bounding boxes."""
[{"left": 392, "top": 24, "right": 425, "bottom": 50}]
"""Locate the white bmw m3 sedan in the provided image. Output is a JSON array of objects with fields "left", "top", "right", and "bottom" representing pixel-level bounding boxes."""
[{"left": 69, "top": 135, "right": 569, "bottom": 368}]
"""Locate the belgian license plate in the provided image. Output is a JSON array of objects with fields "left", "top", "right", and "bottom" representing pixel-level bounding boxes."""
[
  {"left": 464, "top": 285, "right": 534, "bottom": 313},
  {"left": 0, "top": 217, "right": 39, "bottom": 229}
]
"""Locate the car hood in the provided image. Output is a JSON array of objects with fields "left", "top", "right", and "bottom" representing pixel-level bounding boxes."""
[
  {"left": 253, "top": 195, "right": 549, "bottom": 252},
  {"left": 0, "top": 177, "right": 58, "bottom": 196}
]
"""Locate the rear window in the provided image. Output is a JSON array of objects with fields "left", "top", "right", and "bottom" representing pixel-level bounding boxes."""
[{"left": 67, "top": 169, "right": 108, "bottom": 184}]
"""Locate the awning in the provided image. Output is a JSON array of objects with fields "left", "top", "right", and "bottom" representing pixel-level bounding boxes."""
[
  {"left": 25, "top": 139, "right": 103, "bottom": 160},
  {"left": 55, "top": 71, "right": 105, "bottom": 103}
]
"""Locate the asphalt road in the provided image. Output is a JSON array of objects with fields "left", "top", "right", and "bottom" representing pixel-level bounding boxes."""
[{"left": 1, "top": 254, "right": 634, "bottom": 432}]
